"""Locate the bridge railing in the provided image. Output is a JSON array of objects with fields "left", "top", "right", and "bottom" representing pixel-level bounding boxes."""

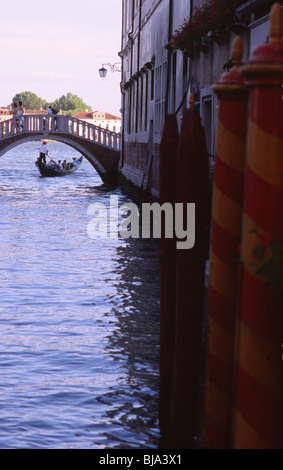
[{"left": 0, "top": 114, "right": 120, "bottom": 151}]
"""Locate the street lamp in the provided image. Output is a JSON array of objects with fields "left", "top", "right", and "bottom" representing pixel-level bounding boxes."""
[{"left": 99, "top": 62, "right": 122, "bottom": 78}]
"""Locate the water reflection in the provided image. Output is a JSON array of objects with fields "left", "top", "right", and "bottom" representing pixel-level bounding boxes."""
[{"left": 98, "top": 238, "right": 160, "bottom": 448}]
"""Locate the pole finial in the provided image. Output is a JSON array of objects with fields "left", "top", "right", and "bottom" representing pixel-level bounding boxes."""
[
  {"left": 269, "top": 2, "right": 283, "bottom": 43},
  {"left": 189, "top": 93, "right": 195, "bottom": 108},
  {"left": 231, "top": 36, "right": 243, "bottom": 72}
]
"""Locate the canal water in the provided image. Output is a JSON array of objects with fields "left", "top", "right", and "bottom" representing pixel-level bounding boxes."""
[{"left": 0, "top": 141, "right": 160, "bottom": 449}]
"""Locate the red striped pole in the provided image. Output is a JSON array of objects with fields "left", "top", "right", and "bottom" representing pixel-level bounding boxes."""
[
  {"left": 159, "top": 114, "right": 179, "bottom": 444},
  {"left": 201, "top": 37, "right": 249, "bottom": 448},
  {"left": 232, "top": 3, "right": 283, "bottom": 449}
]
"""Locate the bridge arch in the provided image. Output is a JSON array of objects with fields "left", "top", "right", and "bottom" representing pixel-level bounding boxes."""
[{"left": 0, "top": 115, "right": 121, "bottom": 183}]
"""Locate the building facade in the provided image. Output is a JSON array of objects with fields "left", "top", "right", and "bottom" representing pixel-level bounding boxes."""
[
  {"left": 119, "top": 0, "right": 278, "bottom": 200},
  {"left": 119, "top": 0, "right": 191, "bottom": 199}
]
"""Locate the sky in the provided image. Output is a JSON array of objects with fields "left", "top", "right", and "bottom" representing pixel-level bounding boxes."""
[{"left": 0, "top": 0, "right": 122, "bottom": 116}]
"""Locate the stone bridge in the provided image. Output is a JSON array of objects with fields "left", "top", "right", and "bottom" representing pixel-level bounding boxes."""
[{"left": 0, "top": 114, "right": 121, "bottom": 183}]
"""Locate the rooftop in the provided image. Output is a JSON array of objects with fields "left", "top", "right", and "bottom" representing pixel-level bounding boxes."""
[{"left": 73, "top": 111, "right": 121, "bottom": 120}]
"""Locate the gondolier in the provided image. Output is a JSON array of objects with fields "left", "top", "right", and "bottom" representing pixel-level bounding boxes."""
[{"left": 38, "top": 141, "right": 48, "bottom": 164}]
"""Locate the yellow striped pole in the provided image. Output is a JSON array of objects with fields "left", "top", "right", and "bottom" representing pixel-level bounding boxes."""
[
  {"left": 201, "top": 37, "right": 249, "bottom": 448},
  {"left": 232, "top": 3, "right": 283, "bottom": 448}
]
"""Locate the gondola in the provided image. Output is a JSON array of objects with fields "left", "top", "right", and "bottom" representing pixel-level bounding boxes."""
[{"left": 35, "top": 156, "right": 83, "bottom": 177}]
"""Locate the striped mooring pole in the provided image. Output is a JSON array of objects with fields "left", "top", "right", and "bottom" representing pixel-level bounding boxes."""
[
  {"left": 232, "top": 3, "right": 283, "bottom": 448},
  {"left": 201, "top": 37, "right": 249, "bottom": 448}
]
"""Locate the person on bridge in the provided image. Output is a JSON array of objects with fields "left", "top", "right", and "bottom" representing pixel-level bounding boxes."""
[
  {"left": 38, "top": 141, "right": 48, "bottom": 164},
  {"left": 47, "top": 106, "right": 58, "bottom": 131},
  {"left": 12, "top": 103, "right": 19, "bottom": 133},
  {"left": 17, "top": 101, "right": 24, "bottom": 131}
]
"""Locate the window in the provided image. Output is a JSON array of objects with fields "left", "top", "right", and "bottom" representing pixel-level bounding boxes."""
[
  {"left": 135, "top": 81, "right": 139, "bottom": 133},
  {"left": 182, "top": 54, "right": 188, "bottom": 113},
  {"left": 200, "top": 87, "right": 215, "bottom": 165},
  {"left": 128, "top": 86, "right": 132, "bottom": 134},
  {"left": 124, "top": 0, "right": 128, "bottom": 31},
  {"left": 171, "top": 52, "right": 177, "bottom": 113},
  {"left": 154, "top": 61, "right": 167, "bottom": 133},
  {"left": 140, "top": 75, "right": 144, "bottom": 131},
  {"left": 145, "top": 72, "right": 149, "bottom": 131},
  {"left": 203, "top": 99, "right": 212, "bottom": 154},
  {"left": 151, "top": 69, "right": 155, "bottom": 101}
]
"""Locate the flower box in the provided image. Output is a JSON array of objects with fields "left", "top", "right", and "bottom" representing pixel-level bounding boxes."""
[{"left": 171, "top": 0, "right": 246, "bottom": 53}]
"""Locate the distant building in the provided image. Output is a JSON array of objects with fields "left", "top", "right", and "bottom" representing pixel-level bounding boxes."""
[
  {"left": 0, "top": 108, "right": 48, "bottom": 121},
  {"left": 23, "top": 110, "right": 47, "bottom": 115},
  {"left": 72, "top": 111, "right": 121, "bottom": 133},
  {"left": 0, "top": 106, "right": 11, "bottom": 114},
  {"left": 0, "top": 107, "right": 12, "bottom": 121}
]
